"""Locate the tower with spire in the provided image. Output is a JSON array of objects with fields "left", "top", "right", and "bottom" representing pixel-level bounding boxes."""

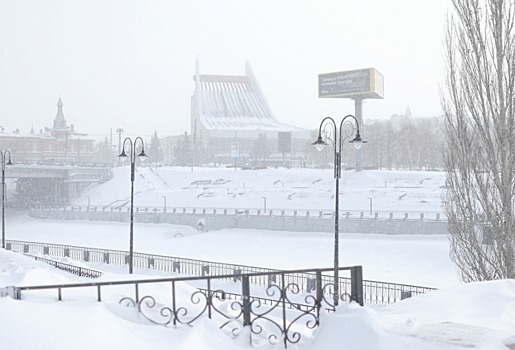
[{"left": 52, "top": 97, "right": 68, "bottom": 131}]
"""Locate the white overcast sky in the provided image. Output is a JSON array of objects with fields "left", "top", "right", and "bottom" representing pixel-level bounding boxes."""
[{"left": 0, "top": 0, "right": 450, "bottom": 139}]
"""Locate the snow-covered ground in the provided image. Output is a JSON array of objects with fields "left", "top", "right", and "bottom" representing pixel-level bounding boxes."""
[
  {"left": 1, "top": 167, "right": 514, "bottom": 349},
  {"left": 79, "top": 167, "right": 447, "bottom": 214}
]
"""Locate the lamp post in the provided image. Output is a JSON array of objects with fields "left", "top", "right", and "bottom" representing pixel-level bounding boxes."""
[
  {"left": 118, "top": 137, "right": 147, "bottom": 274},
  {"left": 312, "top": 115, "right": 364, "bottom": 307},
  {"left": 262, "top": 196, "right": 267, "bottom": 213},
  {"left": 1, "top": 151, "right": 13, "bottom": 249},
  {"left": 162, "top": 195, "right": 167, "bottom": 212}
]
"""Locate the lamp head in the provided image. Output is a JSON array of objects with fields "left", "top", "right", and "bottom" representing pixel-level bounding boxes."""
[
  {"left": 137, "top": 149, "right": 147, "bottom": 162},
  {"left": 349, "top": 131, "right": 365, "bottom": 150},
  {"left": 312, "top": 135, "right": 328, "bottom": 152},
  {"left": 118, "top": 150, "right": 128, "bottom": 162}
]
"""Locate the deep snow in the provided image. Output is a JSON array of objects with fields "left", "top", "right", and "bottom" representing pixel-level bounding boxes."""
[{"left": 1, "top": 167, "right": 514, "bottom": 349}]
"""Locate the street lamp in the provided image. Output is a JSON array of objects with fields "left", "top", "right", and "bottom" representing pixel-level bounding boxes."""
[
  {"left": 1, "top": 151, "right": 13, "bottom": 249},
  {"left": 118, "top": 137, "right": 147, "bottom": 274},
  {"left": 312, "top": 115, "right": 364, "bottom": 307}
]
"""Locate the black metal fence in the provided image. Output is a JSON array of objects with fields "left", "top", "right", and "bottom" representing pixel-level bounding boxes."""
[
  {"left": 3, "top": 266, "right": 362, "bottom": 348},
  {"left": 6, "top": 239, "right": 435, "bottom": 305},
  {"left": 24, "top": 254, "right": 103, "bottom": 278}
]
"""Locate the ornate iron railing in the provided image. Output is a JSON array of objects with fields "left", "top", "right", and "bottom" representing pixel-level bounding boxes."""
[
  {"left": 6, "top": 239, "right": 435, "bottom": 305},
  {"left": 4, "top": 267, "right": 363, "bottom": 348}
]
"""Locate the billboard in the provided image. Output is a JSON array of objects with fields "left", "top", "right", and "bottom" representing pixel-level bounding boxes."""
[{"left": 318, "top": 68, "right": 384, "bottom": 99}]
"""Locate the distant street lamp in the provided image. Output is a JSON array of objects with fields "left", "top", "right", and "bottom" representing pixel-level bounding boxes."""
[
  {"left": 1, "top": 150, "right": 13, "bottom": 249},
  {"left": 118, "top": 137, "right": 147, "bottom": 274},
  {"left": 262, "top": 196, "right": 267, "bottom": 213},
  {"left": 162, "top": 196, "right": 167, "bottom": 212},
  {"left": 312, "top": 115, "right": 364, "bottom": 307}
]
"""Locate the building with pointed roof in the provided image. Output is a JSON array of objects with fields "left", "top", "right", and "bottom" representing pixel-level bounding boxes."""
[
  {"left": 190, "top": 61, "right": 310, "bottom": 166},
  {"left": 0, "top": 98, "right": 95, "bottom": 164}
]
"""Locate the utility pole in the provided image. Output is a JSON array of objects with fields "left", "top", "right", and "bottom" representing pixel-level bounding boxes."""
[{"left": 116, "top": 128, "right": 124, "bottom": 154}]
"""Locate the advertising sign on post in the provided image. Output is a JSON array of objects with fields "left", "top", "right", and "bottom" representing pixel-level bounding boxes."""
[{"left": 318, "top": 68, "right": 384, "bottom": 99}]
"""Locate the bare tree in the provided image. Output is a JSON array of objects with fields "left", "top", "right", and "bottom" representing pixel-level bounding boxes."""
[{"left": 442, "top": 0, "right": 515, "bottom": 281}]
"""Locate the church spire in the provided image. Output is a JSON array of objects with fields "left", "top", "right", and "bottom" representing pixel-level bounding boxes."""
[{"left": 53, "top": 97, "right": 68, "bottom": 131}]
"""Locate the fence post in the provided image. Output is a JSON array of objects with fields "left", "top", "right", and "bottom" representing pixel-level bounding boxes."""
[
  {"left": 400, "top": 290, "right": 412, "bottom": 300},
  {"left": 8, "top": 286, "right": 21, "bottom": 300},
  {"left": 316, "top": 270, "right": 322, "bottom": 323},
  {"left": 350, "top": 266, "right": 364, "bottom": 306},
  {"left": 242, "top": 275, "right": 251, "bottom": 326},
  {"left": 207, "top": 279, "right": 212, "bottom": 319},
  {"left": 233, "top": 269, "right": 242, "bottom": 282},
  {"left": 267, "top": 274, "right": 276, "bottom": 287},
  {"left": 306, "top": 277, "right": 316, "bottom": 292},
  {"left": 173, "top": 261, "right": 181, "bottom": 273}
]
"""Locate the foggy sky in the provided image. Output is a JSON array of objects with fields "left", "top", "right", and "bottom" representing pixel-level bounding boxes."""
[{"left": 0, "top": 0, "right": 449, "bottom": 140}]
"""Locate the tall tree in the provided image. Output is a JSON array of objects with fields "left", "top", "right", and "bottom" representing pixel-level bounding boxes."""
[
  {"left": 253, "top": 133, "right": 270, "bottom": 161},
  {"left": 148, "top": 130, "right": 164, "bottom": 165},
  {"left": 442, "top": 0, "right": 515, "bottom": 281},
  {"left": 95, "top": 137, "right": 114, "bottom": 164},
  {"left": 175, "top": 132, "right": 193, "bottom": 166}
]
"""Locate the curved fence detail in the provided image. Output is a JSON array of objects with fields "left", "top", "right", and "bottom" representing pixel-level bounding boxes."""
[
  {"left": 5, "top": 239, "right": 434, "bottom": 305},
  {"left": 5, "top": 267, "right": 362, "bottom": 349}
]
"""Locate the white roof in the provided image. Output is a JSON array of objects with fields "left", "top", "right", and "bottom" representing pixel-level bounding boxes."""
[{"left": 194, "top": 63, "right": 306, "bottom": 133}]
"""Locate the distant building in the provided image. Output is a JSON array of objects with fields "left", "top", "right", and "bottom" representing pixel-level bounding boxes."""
[
  {"left": 0, "top": 98, "right": 95, "bottom": 164},
  {"left": 188, "top": 61, "right": 311, "bottom": 166}
]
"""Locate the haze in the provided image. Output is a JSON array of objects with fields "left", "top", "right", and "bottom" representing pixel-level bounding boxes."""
[{"left": 0, "top": 0, "right": 449, "bottom": 139}]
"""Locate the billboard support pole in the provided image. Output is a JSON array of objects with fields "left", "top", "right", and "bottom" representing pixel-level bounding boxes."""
[{"left": 318, "top": 67, "right": 383, "bottom": 173}]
